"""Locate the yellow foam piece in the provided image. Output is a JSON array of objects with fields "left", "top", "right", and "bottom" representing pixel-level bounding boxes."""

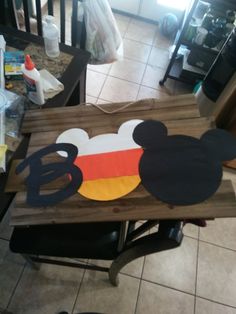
[
  {"left": 78, "top": 175, "right": 141, "bottom": 201},
  {"left": 0, "top": 145, "right": 7, "bottom": 160}
]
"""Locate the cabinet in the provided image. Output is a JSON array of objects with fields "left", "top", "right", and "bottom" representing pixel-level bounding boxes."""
[{"left": 159, "top": 0, "right": 236, "bottom": 86}]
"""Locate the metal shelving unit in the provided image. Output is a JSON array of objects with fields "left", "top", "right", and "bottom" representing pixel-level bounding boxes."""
[{"left": 159, "top": 0, "right": 236, "bottom": 86}]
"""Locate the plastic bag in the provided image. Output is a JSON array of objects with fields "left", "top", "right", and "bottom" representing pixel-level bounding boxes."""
[
  {"left": 1, "top": 88, "right": 25, "bottom": 138},
  {"left": 82, "top": 0, "right": 123, "bottom": 64}
]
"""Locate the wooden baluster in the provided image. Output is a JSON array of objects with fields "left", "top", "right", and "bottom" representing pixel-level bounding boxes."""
[
  {"left": 48, "top": 0, "right": 54, "bottom": 16},
  {"left": 22, "top": 0, "right": 31, "bottom": 32},
  {"left": 35, "top": 0, "right": 42, "bottom": 36},
  {"left": 60, "top": 0, "right": 65, "bottom": 43}
]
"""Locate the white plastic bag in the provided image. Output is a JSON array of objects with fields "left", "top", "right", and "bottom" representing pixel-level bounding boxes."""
[{"left": 82, "top": 0, "right": 123, "bottom": 64}]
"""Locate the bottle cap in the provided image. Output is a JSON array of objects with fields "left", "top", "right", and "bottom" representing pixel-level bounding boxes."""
[
  {"left": 24, "top": 54, "right": 35, "bottom": 70},
  {"left": 45, "top": 15, "right": 54, "bottom": 24}
]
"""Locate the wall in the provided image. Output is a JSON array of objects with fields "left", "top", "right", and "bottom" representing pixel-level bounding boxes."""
[{"left": 109, "top": 0, "right": 184, "bottom": 23}]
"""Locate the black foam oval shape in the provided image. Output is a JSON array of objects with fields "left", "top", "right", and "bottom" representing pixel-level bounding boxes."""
[{"left": 139, "top": 135, "right": 222, "bottom": 205}]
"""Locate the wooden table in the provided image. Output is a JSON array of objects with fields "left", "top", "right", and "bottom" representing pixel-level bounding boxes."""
[
  {"left": 6, "top": 94, "right": 236, "bottom": 226},
  {"left": 0, "top": 25, "right": 90, "bottom": 107},
  {"left": 0, "top": 25, "right": 90, "bottom": 220}
]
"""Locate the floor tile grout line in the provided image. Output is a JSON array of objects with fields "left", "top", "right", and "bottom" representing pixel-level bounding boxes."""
[
  {"left": 86, "top": 92, "right": 98, "bottom": 100},
  {"left": 124, "top": 34, "right": 159, "bottom": 48},
  {"left": 139, "top": 83, "right": 170, "bottom": 95},
  {"left": 111, "top": 55, "right": 150, "bottom": 67},
  {"left": 129, "top": 18, "right": 159, "bottom": 30},
  {"left": 123, "top": 36, "right": 154, "bottom": 49},
  {"left": 133, "top": 226, "right": 151, "bottom": 313},
  {"left": 194, "top": 228, "right": 200, "bottom": 314},
  {"left": 151, "top": 24, "right": 160, "bottom": 47},
  {"left": 135, "top": 37, "right": 154, "bottom": 100},
  {"left": 71, "top": 266, "right": 87, "bottom": 314},
  {"left": 96, "top": 72, "right": 109, "bottom": 100},
  {"left": 195, "top": 295, "right": 236, "bottom": 310},
  {"left": 141, "top": 277, "right": 196, "bottom": 298},
  {"left": 89, "top": 56, "right": 147, "bottom": 71},
  {"left": 137, "top": 54, "right": 152, "bottom": 98},
  {"left": 86, "top": 96, "right": 98, "bottom": 104},
  {"left": 106, "top": 72, "right": 145, "bottom": 87},
  {"left": 121, "top": 14, "right": 132, "bottom": 39},
  {"left": 129, "top": 18, "right": 158, "bottom": 29},
  {"left": 183, "top": 234, "right": 199, "bottom": 241},
  {"left": 90, "top": 54, "right": 169, "bottom": 69},
  {"left": 119, "top": 270, "right": 142, "bottom": 279},
  {"left": 0, "top": 237, "right": 10, "bottom": 242},
  {"left": 198, "top": 238, "right": 236, "bottom": 253},
  {"left": 87, "top": 65, "right": 112, "bottom": 75},
  {"left": 96, "top": 97, "right": 111, "bottom": 104},
  {"left": 6, "top": 263, "right": 26, "bottom": 311},
  {"left": 134, "top": 256, "right": 146, "bottom": 314}
]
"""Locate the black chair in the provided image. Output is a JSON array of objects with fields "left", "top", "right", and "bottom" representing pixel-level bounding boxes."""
[
  {"left": 0, "top": 0, "right": 18, "bottom": 29},
  {"left": 9, "top": 219, "right": 183, "bottom": 286},
  {"left": 1, "top": 0, "right": 86, "bottom": 48}
]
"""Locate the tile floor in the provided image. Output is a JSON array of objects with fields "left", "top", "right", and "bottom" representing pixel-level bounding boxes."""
[
  {"left": 53, "top": 0, "right": 192, "bottom": 103},
  {"left": 1, "top": 7, "right": 236, "bottom": 314},
  {"left": 85, "top": 13, "right": 193, "bottom": 105}
]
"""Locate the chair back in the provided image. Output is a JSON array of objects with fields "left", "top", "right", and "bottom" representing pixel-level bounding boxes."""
[
  {"left": 0, "top": 0, "right": 18, "bottom": 28},
  {"left": 1, "top": 0, "right": 86, "bottom": 48}
]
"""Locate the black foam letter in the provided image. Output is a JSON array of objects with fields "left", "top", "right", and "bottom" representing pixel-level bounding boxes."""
[{"left": 16, "top": 143, "right": 82, "bottom": 207}]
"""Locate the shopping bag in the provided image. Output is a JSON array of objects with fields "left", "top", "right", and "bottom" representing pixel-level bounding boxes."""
[{"left": 82, "top": 0, "right": 123, "bottom": 64}]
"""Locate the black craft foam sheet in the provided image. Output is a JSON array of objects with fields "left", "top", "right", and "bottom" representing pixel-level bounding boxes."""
[
  {"left": 16, "top": 143, "right": 83, "bottom": 207},
  {"left": 133, "top": 120, "right": 236, "bottom": 206}
]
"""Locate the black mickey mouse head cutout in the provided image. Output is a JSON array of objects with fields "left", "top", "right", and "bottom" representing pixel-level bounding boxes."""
[{"left": 133, "top": 120, "right": 236, "bottom": 206}]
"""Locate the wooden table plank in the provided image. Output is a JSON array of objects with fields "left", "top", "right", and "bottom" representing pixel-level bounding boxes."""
[
  {"left": 22, "top": 106, "right": 201, "bottom": 133},
  {"left": 23, "top": 94, "right": 197, "bottom": 119},
  {"left": 21, "top": 95, "right": 200, "bottom": 133},
  {"left": 24, "top": 117, "right": 212, "bottom": 157},
  {"left": 9, "top": 180, "right": 236, "bottom": 226}
]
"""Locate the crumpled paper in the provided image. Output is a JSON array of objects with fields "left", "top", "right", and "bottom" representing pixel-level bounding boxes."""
[{"left": 39, "top": 69, "right": 64, "bottom": 99}]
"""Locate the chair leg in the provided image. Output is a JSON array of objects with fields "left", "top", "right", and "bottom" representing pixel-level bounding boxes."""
[
  {"left": 109, "top": 220, "right": 183, "bottom": 286},
  {"left": 22, "top": 254, "right": 40, "bottom": 270}
]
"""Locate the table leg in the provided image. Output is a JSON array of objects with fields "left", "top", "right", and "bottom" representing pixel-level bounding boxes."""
[
  {"left": 0, "top": 135, "right": 30, "bottom": 221},
  {"left": 79, "top": 68, "right": 87, "bottom": 104},
  {"left": 67, "top": 68, "right": 87, "bottom": 106}
]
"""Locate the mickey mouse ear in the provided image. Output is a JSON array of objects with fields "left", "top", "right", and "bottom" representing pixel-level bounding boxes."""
[
  {"left": 201, "top": 129, "right": 236, "bottom": 161},
  {"left": 132, "top": 120, "right": 168, "bottom": 148},
  {"left": 118, "top": 119, "right": 143, "bottom": 136},
  {"left": 56, "top": 128, "right": 89, "bottom": 157}
]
